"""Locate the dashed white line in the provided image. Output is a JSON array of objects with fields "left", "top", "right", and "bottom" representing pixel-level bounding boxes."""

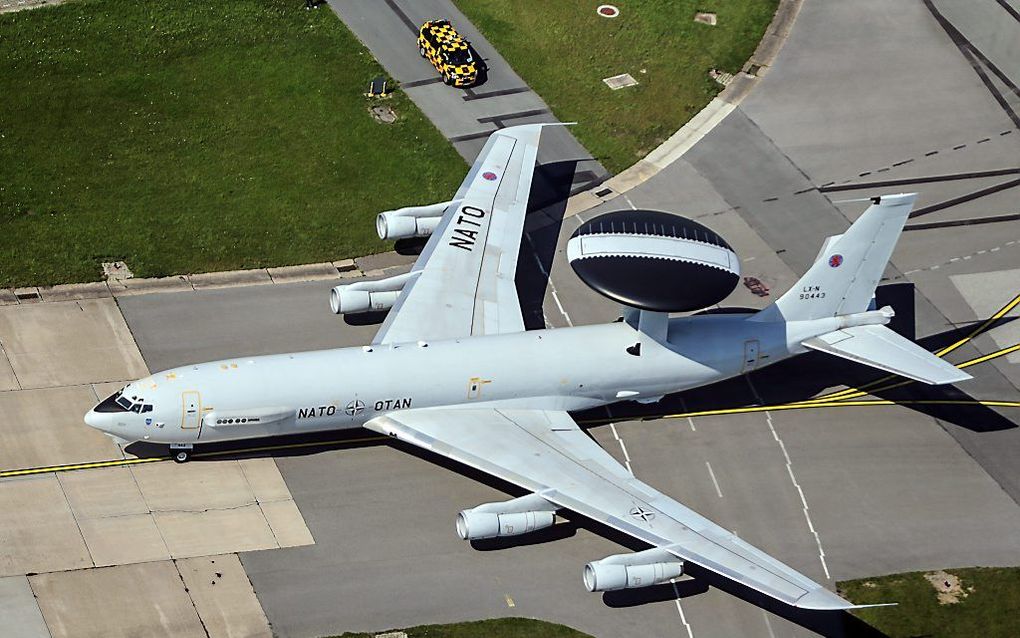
[
  {"left": 903, "top": 239, "right": 1018, "bottom": 275},
  {"left": 608, "top": 423, "right": 633, "bottom": 475},
  {"left": 764, "top": 410, "right": 831, "bottom": 579},
  {"left": 686, "top": 416, "right": 697, "bottom": 432},
  {"left": 705, "top": 461, "right": 724, "bottom": 498},
  {"left": 622, "top": 194, "right": 638, "bottom": 211}
]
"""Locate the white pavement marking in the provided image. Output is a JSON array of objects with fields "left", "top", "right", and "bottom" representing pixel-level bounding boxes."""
[
  {"left": 671, "top": 580, "right": 696, "bottom": 638},
  {"left": 524, "top": 233, "right": 572, "bottom": 327},
  {"left": 764, "top": 410, "right": 831, "bottom": 579},
  {"left": 762, "top": 610, "right": 778, "bottom": 638},
  {"left": 687, "top": 416, "right": 697, "bottom": 432},
  {"left": 903, "top": 239, "right": 1019, "bottom": 275},
  {"left": 608, "top": 423, "right": 633, "bottom": 475},
  {"left": 705, "top": 461, "right": 724, "bottom": 498}
]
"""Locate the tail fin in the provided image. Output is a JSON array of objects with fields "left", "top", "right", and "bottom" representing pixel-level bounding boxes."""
[{"left": 761, "top": 193, "right": 916, "bottom": 321}]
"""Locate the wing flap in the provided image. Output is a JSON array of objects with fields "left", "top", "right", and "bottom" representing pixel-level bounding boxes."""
[{"left": 366, "top": 407, "right": 855, "bottom": 610}]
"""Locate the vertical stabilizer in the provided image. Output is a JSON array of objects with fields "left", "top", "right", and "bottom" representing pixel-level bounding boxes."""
[{"left": 759, "top": 194, "right": 916, "bottom": 321}]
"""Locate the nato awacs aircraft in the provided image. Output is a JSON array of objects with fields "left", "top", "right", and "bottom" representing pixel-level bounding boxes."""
[{"left": 86, "top": 124, "right": 968, "bottom": 611}]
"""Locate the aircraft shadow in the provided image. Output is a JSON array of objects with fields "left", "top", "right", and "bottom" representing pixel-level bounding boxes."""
[
  {"left": 575, "top": 284, "right": 1018, "bottom": 434},
  {"left": 516, "top": 159, "right": 577, "bottom": 330}
]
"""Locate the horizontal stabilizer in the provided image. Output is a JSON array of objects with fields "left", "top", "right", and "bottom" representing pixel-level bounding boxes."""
[{"left": 803, "top": 325, "right": 972, "bottom": 385}]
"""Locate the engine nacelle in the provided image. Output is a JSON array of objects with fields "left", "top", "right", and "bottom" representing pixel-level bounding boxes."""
[
  {"left": 329, "top": 288, "right": 400, "bottom": 314},
  {"left": 455, "top": 493, "right": 558, "bottom": 540},
  {"left": 583, "top": 548, "right": 684, "bottom": 592},
  {"left": 456, "top": 509, "right": 555, "bottom": 540},
  {"left": 376, "top": 200, "right": 457, "bottom": 241},
  {"left": 376, "top": 211, "right": 442, "bottom": 241},
  {"left": 329, "top": 272, "right": 418, "bottom": 315}
]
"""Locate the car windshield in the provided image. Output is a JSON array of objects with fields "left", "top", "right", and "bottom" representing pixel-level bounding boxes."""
[{"left": 446, "top": 49, "right": 472, "bottom": 65}]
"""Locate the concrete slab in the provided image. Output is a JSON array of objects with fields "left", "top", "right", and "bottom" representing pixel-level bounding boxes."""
[
  {"left": 78, "top": 514, "right": 170, "bottom": 567},
  {"left": 0, "top": 343, "right": 20, "bottom": 391},
  {"left": 239, "top": 457, "right": 292, "bottom": 503},
  {"left": 0, "top": 385, "right": 123, "bottom": 471},
  {"left": 177, "top": 554, "right": 272, "bottom": 638},
  {"left": 31, "top": 561, "right": 206, "bottom": 638},
  {"left": 156, "top": 505, "right": 279, "bottom": 559},
  {"left": 260, "top": 499, "right": 315, "bottom": 548},
  {"left": 0, "top": 298, "right": 148, "bottom": 389},
  {"left": 58, "top": 466, "right": 148, "bottom": 519},
  {"left": 0, "top": 576, "right": 50, "bottom": 638},
  {"left": 133, "top": 460, "right": 255, "bottom": 512},
  {"left": 0, "top": 475, "right": 92, "bottom": 576},
  {"left": 37, "top": 282, "right": 111, "bottom": 302},
  {"left": 952, "top": 268, "right": 1020, "bottom": 363}
]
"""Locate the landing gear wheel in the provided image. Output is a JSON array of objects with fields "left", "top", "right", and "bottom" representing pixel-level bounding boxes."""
[
  {"left": 173, "top": 450, "right": 190, "bottom": 463},
  {"left": 443, "top": 74, "right": 454, "bottom": 86}
]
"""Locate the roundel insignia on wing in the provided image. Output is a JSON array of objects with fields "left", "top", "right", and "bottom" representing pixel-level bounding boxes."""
[
  {"left": 566, "top": 209, "right": 741, "bottom": 312},
  {"left": 482, "top": 171, "right": 498, "bottom": 181},
  {"left": 829, "top": 254, "right": 844, "bottom": 268}
]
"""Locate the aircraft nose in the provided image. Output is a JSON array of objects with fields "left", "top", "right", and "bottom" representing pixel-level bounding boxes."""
[{"left": 84, "top": 409, "right": 111, "bottom": 432}]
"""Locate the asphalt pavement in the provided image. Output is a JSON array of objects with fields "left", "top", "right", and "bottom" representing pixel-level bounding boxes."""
[{"left": 111, "top": 1, "right": 1020, "bottom": 637}]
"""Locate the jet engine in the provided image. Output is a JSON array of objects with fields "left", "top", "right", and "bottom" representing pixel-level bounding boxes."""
[
  {"left": 376, "top": 200, "right": 457, "bottom": 241},
  {"left": 329, "top": 272, "right": 418, "bottom": 315},
  {"left": 583, "top": 548, "right": 685, "bottom": 592},
  {"left": 456, "top": 493, "right": 558, "bottom": 540}
]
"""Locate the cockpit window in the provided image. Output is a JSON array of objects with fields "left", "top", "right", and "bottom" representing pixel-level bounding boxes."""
[{"left": 97, "top": 387, "right": 154, "bottom": 414}]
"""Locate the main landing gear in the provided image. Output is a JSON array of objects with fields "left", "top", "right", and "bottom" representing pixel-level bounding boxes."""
[{"left": 169, "top": 443, "right": 193, "bottom": 463}]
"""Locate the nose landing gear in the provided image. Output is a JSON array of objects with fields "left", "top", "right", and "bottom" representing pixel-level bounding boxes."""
[{"left": 169, "top": 443, "right": 193, "bottom": 463}]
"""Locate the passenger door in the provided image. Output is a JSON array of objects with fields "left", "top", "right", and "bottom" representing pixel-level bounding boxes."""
[{"left": 181, "top": 391, "right": 202, "bottom": 430}]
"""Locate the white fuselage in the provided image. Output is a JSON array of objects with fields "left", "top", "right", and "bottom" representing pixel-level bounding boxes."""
[{"left": 84, "top": 312, "right": 869, "bottom": 446}]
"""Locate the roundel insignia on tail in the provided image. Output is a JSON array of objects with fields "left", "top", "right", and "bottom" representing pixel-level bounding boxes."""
[
  {"left": 829, "top": 254, "right": 844, "bottom": 268},
  {"left": 482, "top": 171, "right": 498, "bottom": 181},
  {"left": 566, "top": 209, "right": 740, "bottom": 312}
]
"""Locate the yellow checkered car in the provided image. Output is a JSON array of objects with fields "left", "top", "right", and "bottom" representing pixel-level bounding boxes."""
[{"left": 417, "top": 19, "right": 479, "bottom": 87}]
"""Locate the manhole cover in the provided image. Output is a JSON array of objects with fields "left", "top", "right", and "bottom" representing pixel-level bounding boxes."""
[
  {"left": 597, "top": 4, "right": 619, "bottom": 18},
  {"left": 370, "top": 105, "right": 397, "bottom": 124},
  {"left": 603, "top": 73, "right": 638, "bottom": 90}
]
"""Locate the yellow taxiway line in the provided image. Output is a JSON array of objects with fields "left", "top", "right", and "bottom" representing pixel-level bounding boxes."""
[{"left": 802, "top": 292, "right": 1020, "bottom": 404}]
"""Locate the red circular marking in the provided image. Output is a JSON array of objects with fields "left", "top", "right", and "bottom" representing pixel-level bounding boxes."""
[
  {"left": 597, "top": 5, "right": 620, "bottom": 18},
  {"left": 482, "top": 171, "right": 498, "bottom": 181},
  {"left": 829, "top": 254, "right": 844, "bottom": 268}
]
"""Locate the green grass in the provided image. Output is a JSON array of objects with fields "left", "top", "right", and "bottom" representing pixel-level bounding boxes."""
[
  {"left": 331, "top": 617, "right": 593, "bottom": 638},
  {"left": 839, "top": 567, "right": 1020, "bottom": 637},
  {"left": 454, "top": 0, "right": 778, "bottom": 174},
  {"left": 0, "top": 0, "right": 465, "bottom": 287}
]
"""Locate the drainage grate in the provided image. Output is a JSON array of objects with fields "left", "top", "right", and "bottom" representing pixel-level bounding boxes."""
[
  {"left": 595, "top": 188, "right": 614, "bottom": 198},
  {"left": 15, "top": 290, "right": 40, "bottom": 301}
]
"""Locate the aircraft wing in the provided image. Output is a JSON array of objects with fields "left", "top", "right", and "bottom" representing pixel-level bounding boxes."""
[
  {"left": 365, "top": 408, "right": 858, "bottom": 610},
  {"left": 372, "top": 125, "right": 549, "bottom": 345}
]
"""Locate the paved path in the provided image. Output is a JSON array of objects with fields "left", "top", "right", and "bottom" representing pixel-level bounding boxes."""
[{"left": 329, "top": 0, "right": 609, "bottom": 203}]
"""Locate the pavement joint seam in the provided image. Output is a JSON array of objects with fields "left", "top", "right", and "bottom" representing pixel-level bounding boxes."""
[
  {"left": 173, "top": 557, "right": 213, "bottom": 638},
  {"left": 54, "top": 472, "right": 98, "bottom": 571}
]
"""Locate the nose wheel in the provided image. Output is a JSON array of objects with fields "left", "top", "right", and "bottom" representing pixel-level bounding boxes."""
[{"left": 169, "top": 444, "right": 193, "bottom": 463}]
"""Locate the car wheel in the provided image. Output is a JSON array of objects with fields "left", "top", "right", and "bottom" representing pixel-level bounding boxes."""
[
  {"left": 419, "top": 45, "right": 426, "bottom": 57},
  {"left": 443, "top": 74, "right": 454, "bottom": 86}
]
